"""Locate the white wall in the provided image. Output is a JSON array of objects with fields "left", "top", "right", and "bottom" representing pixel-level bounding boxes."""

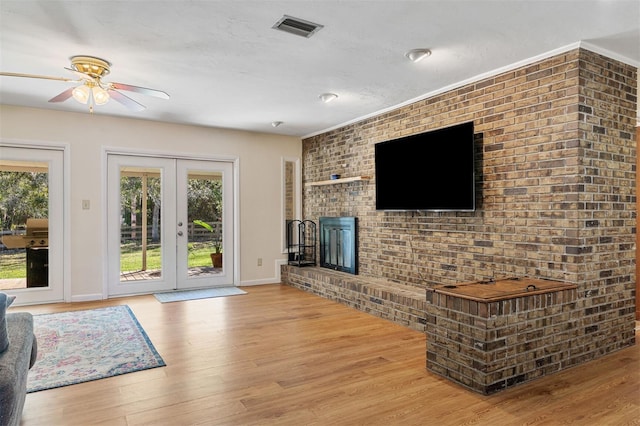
[{"left": 0, "top": 105, "right": 301, "bottom": 299}]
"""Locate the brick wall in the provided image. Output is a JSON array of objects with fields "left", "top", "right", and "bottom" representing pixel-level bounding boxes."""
[
  {"left": 282, "top": 265, "right": 427, "bottom": 332},
  {"left": 302, "top": 49, "right": 637, "bottom": 363},
  {"left": 426, "top": 284, "right": 579, "bottom": 394}
]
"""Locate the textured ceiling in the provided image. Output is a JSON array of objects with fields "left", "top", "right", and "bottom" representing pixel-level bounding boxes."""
[{"left": 1, "top": 1, "right": 638, "bottom": 137}]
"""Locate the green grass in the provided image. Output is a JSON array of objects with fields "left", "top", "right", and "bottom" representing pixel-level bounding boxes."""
[
  {"left": 120, "top": 241, "right": 218, "bottom": 272},
  {"left": 0, "top": 250, "right": 27, "bottom": 279},
  {"left": 187, "top": 243, "right": 219, "bottom": 268},
  {"left": 0, "top": 242, "right": 220, "bottom": 279},
  {"left": 120, "top": 243, "right": 163, "bottom": 272}
]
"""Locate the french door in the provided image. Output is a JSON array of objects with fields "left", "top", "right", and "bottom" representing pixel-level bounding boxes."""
[
  {"left": 0, "top": 145, "right": 65, "bottom": 304},
  {"left": 107, "top": 155, "right": 234, "bottom": 296}
]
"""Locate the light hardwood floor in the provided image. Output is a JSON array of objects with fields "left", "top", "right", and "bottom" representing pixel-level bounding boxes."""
[{"left": 13, "top": 284, "right": 640, "bottom": 425}]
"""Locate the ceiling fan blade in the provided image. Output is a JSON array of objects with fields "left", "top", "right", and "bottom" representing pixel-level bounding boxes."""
[
  {"left": 64, "top": 67, "right": 96, "bottom": 82},
  {"left": 109, "top": 89, "right": 146, "bottom": 111},
  {"left": 110, "top": 82, "right": 169, "bottom": 99},
  {"left": 48, "top": 87, "right": 75, "bottom": 103},
  {"left": 0, "top": 72, "right": 75, "bottom": 82}
]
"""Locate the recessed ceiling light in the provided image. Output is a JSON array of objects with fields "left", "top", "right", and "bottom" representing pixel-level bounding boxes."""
[
  {"left": 405, "top": 48, "right": 432, "bottom": 62},
  {"left": 319, "top": 93, "right": 338, "bottom": 103},
  {"left": 271, "top": 121, "right": 283, "bottom": 127}
]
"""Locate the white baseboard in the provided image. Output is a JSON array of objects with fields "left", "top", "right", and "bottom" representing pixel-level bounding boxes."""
[
  {"left": 70, "top": 293, "right": 104, "bottom": 302},
  {"left": 239, "top": 279, "right": 281, "bottom": 286},
  {"left": 76, "top": 259, "right": 289, "bottom": 296},
  {"left": 240, "top": 259, "right": 288, "bottom": 287}
]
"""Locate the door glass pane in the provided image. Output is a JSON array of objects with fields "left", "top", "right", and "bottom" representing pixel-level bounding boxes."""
[
  {"left": 119, "top": 167, "right": 162, "bottom": 282},
  {"left": 187, "top": 170, "right": 222, "bottom": 276},
  {"left": 0, "top": 160, "right": 49, "bottom": 290}
]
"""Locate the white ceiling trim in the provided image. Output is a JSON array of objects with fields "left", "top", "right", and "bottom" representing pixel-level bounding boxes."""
[{"left": 579, "top": 41, "right": 640, "bottom": 69}]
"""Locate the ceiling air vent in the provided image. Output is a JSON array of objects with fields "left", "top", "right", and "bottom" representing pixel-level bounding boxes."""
[{"left": 272, "top": 15, "right": 324, "bottom": 38}]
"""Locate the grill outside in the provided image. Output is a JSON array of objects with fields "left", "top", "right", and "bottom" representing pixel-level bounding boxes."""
[{"left": 1, "top": 218, "right": 48, "bottom": 248}]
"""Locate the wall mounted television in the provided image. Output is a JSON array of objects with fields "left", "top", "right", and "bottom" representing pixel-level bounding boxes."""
[{"left": 375, "top": 121, "right": 475, "bottom": 211}]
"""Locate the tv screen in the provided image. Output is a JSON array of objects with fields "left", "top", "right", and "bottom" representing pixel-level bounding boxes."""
[{"left": 375, "top": 121, "right": 475, "bottom": 211}]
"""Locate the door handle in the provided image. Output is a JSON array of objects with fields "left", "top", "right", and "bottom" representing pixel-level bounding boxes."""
[{"left": 177, "top": 231, "right": 184, "bottom": 236}]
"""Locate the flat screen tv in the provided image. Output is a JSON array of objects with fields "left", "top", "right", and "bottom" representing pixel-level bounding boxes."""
[{"left": 375, "top": 121, "right": 475, "bottom": 211}]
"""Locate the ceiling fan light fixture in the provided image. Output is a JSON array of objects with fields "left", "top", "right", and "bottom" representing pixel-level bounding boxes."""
[
  {"left": 3, "top": 54, "right": 166, "bottom": 113},
  {"left": 70, "top": 55, "right": 111, "bottom": 78},
  {"left": 319, "top": 93, "right": 338, "bottom": 103},
  {"left": 405, "top": 48, "right": 432, "bottom": 62},
  {"left": 92, "top": 86, "right": 110, "bottom": 105},
  {"left": 72, "top": 85, "right": 90, "bottom": 104}
]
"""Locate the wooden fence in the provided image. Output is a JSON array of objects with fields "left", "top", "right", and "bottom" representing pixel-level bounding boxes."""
[{"left": 120, "top": 221, "right": 222, "bottom": 243}]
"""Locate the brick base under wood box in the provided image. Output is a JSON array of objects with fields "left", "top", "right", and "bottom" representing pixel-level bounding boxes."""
[
  {"left": 281, "top": 265, "right": 427, "bottom": 332},
  {"left": 426, "top": 286, "right": 579, "bottom": 394}
]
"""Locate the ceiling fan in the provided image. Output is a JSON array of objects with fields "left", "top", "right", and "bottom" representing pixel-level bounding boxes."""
[{"left": 0, "top": 55, "right": 169, "bottom": 112}]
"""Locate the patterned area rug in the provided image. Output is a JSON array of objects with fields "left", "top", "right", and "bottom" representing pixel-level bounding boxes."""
[
  {"left": 154, "top": 286, "right": 247, "bottom": 303},
  {"left": 27, "top": 305, "right": 165, "bottom": 393}
]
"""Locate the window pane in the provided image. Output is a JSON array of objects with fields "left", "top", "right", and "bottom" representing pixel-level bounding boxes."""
[
  {"left": 0, "top": 161, "right": 49, "bottom": 290},
  {"left": 119, "top": 167, "right": 163, "bottom": 282},
  {"left": 187, "top": 171, "right": 223, "bottom": 276}
]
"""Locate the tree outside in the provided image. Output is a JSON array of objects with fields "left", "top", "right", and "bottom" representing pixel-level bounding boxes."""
[
  {"left": 0, "top": 171, "right": 49, "bottom": 280},
  {"left": 118, "top": 173, "right": 223, "bottom": 273}
]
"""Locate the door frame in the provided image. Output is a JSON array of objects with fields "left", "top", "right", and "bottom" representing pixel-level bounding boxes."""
[
  {"left": 175, "top": 159, "right": 234, "bottom": 290},
  {"left": 106, "top": 155, "right": 178, "bottom": 295},
  {"left": 102, "top": 147, "right": 240, "bottom": 298},
  {"left": 0, "top": 139, "right": 71, "bottom": 304}
]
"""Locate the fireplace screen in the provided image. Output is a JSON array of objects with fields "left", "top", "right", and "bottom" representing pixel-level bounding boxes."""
[
  {"left": 287, "top": 220, "right": 316, "bottom": 267},
  {"left": 319, "top": 217, "right": 358, "bottom": 275}
]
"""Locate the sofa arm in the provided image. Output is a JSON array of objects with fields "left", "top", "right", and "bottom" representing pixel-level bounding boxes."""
[
  {"left": 29, "top": 333, "right": 38, "bottom": 369},
  {"left": 0, "top": 312, "right": 35, "bottom": 426}
]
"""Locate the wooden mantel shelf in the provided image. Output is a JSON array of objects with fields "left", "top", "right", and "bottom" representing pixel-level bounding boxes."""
[{"left": 305, "top": 176, "right": 371, "bottom": 187}]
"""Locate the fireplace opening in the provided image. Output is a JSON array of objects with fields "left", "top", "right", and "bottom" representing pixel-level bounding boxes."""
[{"left": 319, "top": 216, "right": 358, "bottom": 275}]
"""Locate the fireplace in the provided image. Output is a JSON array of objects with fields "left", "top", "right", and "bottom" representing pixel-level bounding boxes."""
[{"left": 319, "top": 217, "right": 358, "bottom": 275}]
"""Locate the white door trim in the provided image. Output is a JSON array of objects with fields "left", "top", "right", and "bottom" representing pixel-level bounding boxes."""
[
  {"left": 0, "top": 139, "right": 71, "bottom": 304},
  {"left": 175, "top": 159, "right": 234, "bottom": 289},
  {"left": 106, "top": 155, "right": 178, "bottom": 296},
  {"left": 102, "top": 147, "right": 240, "bottom": 298}
]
